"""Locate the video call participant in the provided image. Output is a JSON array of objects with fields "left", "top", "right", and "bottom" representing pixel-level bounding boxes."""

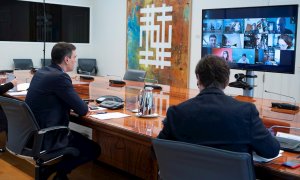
[
  {"left": 25, "top": 42, "right": 100, "bottom": 180},
  {"left": 255, "top": 34, "right": 268, "bottom": 50},
  {"left": 276, "top": 17, "right": 293, "bottom": 34},
  {"left": 238, "top": 53, "right": 250, "bottom": 64},
  {"left": 221, "top": 50, "right": 232, "bottom": 62},
  {"left": 264, "top": 55, "right": 273, "bottom": 65},
  {"left": 157, "top": 55, "right": 280, "bottom": 159},
  {"left": 208, "top": 34, "right": 218, "bottom": 47},
  {"left": 251, "top": 23, "right": 259, "bottom": 34},
  {"left": 229, "top": 20, "right": 241, "bottom": 33},
  {"left": 277, "top": 34, "right": 293, "bottom": 50}
]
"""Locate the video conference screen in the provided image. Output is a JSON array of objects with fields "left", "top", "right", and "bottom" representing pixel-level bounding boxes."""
[{"left": 202, "top": 5, "right": 298, "bottom": 74}]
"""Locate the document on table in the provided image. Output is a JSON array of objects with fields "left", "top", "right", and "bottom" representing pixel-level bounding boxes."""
[
  {"left": 90, "top": 112, "right": 130, "bottom": 120},
  {"left": 253, "top": 150, "right": 283, "bottom": 163},
  {"left": 17, "top": 83, "right": 30, "bottom": 91},
  {"left": 7, "top": 91, "right": 27, "bottom": 96}
]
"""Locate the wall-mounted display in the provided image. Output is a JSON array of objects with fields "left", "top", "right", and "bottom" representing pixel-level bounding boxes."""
[{"left": 202, "top": 5, "right": 298, "bottom": 74}]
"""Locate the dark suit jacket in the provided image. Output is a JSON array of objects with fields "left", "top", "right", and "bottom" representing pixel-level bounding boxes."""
[
  {"left": 158, "top": 87, "right": 280, "bottom": 158},
  {"left": 0, "top": 82, "right": 14, "bottom": 132},
  {"left": 25, "top": 64, "right": 88, "bottom": 151}
]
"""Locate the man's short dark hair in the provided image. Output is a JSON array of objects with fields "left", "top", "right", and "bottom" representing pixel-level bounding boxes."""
[
  {"left": 242, "top": 53, "right": 246, "bottom": 57},
  {"left": 195, "top": 55, "right": 230, "bottom": 89},
  {"left": 51, "top": 42, "right": 76, "bottom": 64},
  {"left": 209, "top": 34, "right": 217, "bottom": 39}
]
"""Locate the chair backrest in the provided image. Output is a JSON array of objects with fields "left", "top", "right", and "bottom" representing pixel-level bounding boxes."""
[
  {"left": 13, "top": 59, "right": 33, "bottom": 70},
  {"left": 41, "top": 58, "right": 52, "bottom": 67},
  {"left": 77, "top": 58, "right": 98, "bottom": 75},
  {"left": 152, "top": 138, "right": 255, "bottom": 180},
  {"left": 123, "top": 69, "right": 146, "bottom": 82},
  {"left": 0, "top": 96, "right": 39, "bottom": 155}
]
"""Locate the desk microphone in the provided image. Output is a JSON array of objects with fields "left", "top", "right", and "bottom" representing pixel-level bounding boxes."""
[
  {"left": 106, "top": 74, "right": 126, "bottom": 86},
  {"left": 264, "top": 90, "right": 299, "bottom": 110},
  {"left": 138, "top": 77, "right": 162, "bottom": 90},
  {"left": 79, "top": 70, "right": 91, "bottom": 76},
  {"left": 79, "top": 71, "right": 94, "bottom": 80}
]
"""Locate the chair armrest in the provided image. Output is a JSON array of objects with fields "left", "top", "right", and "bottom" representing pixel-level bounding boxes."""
[
  {"left": 38, "top": 126, "right": 69, "bottom": 134},
  {"left": 32, "top": 126, "right": 70, "bottom": 156}
]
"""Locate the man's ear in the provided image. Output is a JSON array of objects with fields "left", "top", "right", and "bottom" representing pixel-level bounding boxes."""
[{"left": 64, "top": 56, "right": 69, "bottom": 64}]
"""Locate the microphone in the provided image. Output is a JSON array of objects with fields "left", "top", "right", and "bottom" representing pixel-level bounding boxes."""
[
  {"left": 265, "top": 90, "right": 299, "bottom": 110},
  {"left": 79, "top": 70, "right": 91, "bottom": 76},
  {"left": 79, "top": 70, "right": 94, "bottom": 80},
  {"left": 138, "top": 77, "right": 162, "bottom": 90},
  {"left": 106, "top": 74, "right": 126, "bottom": 86}
]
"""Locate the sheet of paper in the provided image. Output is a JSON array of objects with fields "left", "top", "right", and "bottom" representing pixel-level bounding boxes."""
[
  {"left": 17, "top": 83, "right": 30, "bottom": 91},
  {"left": 276, "top": 132, "right": 300, "bottom": 141},
  {"left": 253, "top": 150, "right": 283, "bottom": 163},
  {"left": 90, "top": 112, "right": 130, "bottom": 120},
  {"left": 7, "top": 91, "right": 27, "bottom": 96}
]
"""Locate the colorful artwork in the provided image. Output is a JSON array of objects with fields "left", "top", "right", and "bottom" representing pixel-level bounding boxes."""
[{"left": 127, "top": 0, "right": 191, "bottom": 88}]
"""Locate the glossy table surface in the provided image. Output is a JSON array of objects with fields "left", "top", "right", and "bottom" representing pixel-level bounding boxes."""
[
  {"left": 9, "top": 70, "right": 300, "bottom": 179},
  {"left": 71, "top": 74, "right": 300, "bottom": 179}
]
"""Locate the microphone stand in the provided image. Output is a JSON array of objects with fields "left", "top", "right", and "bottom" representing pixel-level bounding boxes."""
[
  {"left": 43, "top": 0, "right": 46, "bottom": 67},
  {"left": 265, "top": 90, "right": 299, "bottom": 110}
]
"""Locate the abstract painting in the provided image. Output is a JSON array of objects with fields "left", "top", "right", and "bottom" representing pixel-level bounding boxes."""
[{"left": 127, "top": 0, "right": 191, "bottom": 88}]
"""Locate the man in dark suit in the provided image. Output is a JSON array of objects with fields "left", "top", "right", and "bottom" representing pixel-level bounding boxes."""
[
  {"left": 25, "top": 42, "right": 100, "bottom": 180},
  {"left": 158, "top": 55, "right": 280, "bottom": 159}
]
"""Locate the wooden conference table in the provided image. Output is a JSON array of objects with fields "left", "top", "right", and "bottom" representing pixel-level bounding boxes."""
[{"left": 9, "top": 71, "right": 300, "bottom": 180}]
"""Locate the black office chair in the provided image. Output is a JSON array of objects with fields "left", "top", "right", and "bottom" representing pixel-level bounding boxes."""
[
  {"left": 152, "top": 138, "right": 255, "bottom": 180},
  {"left": 41, "top": 58, "right": 52, "bottom": 67},
  {"left": 0, "top": 106, "right": 6, "bottom": 152},
  {"left": 13, "top": 59, "right": 33, "bottom": 70},
  {"left": 0, "top": 96, "right": 79, "bottom": 180},
  {"left": 76, "top": 58, "right": 98, "bottom": 76},
  {"left": 123, "top": 69, "right": 146, "bottom": 82}
]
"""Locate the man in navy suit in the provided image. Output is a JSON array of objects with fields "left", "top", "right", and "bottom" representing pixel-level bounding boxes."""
[
  {"left": 158, "top": 55, "right": 280, "bottom": 159},
  {"left": 26, "top": 42, "right": 100, "bottom": 180}
]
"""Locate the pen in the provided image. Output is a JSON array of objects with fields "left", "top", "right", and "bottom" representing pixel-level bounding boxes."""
[{"left": 97, "top": 112, "right": 107, "bottom": 114}]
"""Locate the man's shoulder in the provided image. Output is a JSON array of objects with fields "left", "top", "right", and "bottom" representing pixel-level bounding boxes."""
[
  {"left": 36, "top": 68, "right": 71, "bottom": 83},
  {"left": 285, "top": 29, "right": 293, "bottom": 34}
]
